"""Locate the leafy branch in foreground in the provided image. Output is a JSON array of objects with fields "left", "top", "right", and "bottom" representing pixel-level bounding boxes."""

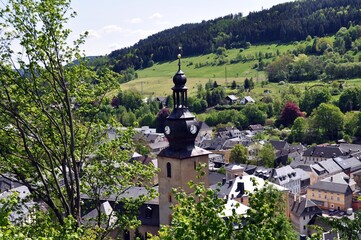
[{"left": 0, "top": 0, "right": 156, "bottom": 237}]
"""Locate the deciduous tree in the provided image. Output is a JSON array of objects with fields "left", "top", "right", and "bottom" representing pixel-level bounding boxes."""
[
  {"left": 229, "top": 144, "right": 248, "bottom": 164},
  {"left": 0, "top": 0, "right": 155, "bottom": 235},
  {"left": 280, "top": 102, "right": 304, "bottom": 127}
]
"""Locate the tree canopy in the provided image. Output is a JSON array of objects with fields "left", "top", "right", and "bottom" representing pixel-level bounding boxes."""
[{"left": 0, "top": 0, "right": 155, "bottom": 236}]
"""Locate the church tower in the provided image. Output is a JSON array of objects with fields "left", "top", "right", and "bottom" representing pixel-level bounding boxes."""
[{"left": 158, "top": 51, "right": 210, "bottom": 225}]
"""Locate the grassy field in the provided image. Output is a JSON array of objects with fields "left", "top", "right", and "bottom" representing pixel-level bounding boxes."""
[
  {"left": 119, "top": 42, "right": 361, "bottom": 100},
  {"left": 120, "top": 43, "right": 294, "bottom": 96}
]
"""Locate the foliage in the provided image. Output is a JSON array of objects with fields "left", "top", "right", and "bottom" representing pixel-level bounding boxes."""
[
  {"left": 338, "top": 87, "right": 361, "bottom": 112},
  {"left": 289, "top": 117, "right": 308, "bottom": 143},
  {"left": 155, "top": 178, "right": 297, "bottom": 240},
  {"left": 311, "top": 103, "right": 344, "bottom": 141},
  {"left": 321, "top": 210, "right": 361, "bottom": 240},
  {"left": 229, "top": 144, "right": 248, "bottom": 164},
  {"left": 258, "top": 143, "right": 276, "bottom": 168},
  {"left": 106, "top": 0, "right": 361, "bottom": 73},
  {"left": 300, "top": 87, "right": 331, "bottom": 115},
  {"left": 279, "top": 102, "right": 304, "bottom": 127},
  {"left": 0, "top": 0, "right": 155, "bottom": 236}
]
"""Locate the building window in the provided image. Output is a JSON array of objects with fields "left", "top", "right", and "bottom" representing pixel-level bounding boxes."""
[
  {"left": 303, "top": 226, "right": 306, "bottom": 230},
  {"left": 325, "top": 195, "right": 327, "bottom": 199},
  {"left": 331, "top": 195, "right": 334, "bottom": 200},
  {"left": 145, "top": 205, "right": 153, "bottom": 219},
  {"left": 337, "top": 196, "right": 340, "bottom": 202},
  {"left": 318, "top": 193, "right": 321, "bottom": 198},
  {"left": 168, "top": 193, "right": 172, "bottom": 203},
  {"left": 194, "top": 161, "right": 197, "bottom": 170},
  {"left": 166, "top": 162, "right": 171, "bottom": 178}
]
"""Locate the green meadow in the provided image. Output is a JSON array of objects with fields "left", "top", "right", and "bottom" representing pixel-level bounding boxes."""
[{"left": 119, "top": 43, "right": 361, "bottom": 100}]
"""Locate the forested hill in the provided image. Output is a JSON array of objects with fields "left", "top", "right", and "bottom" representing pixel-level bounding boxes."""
[{"left": 102, "top": 0, "right": 361, "bottom": 73}]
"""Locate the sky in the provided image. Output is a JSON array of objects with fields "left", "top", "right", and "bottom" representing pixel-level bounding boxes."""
[{"left": 68, "top": 0, "right": 295, "bottom": 56}]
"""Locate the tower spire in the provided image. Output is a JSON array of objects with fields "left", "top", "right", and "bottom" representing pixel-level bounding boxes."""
[{"left": 162, "top": 49, "right": 199, "bottom": 151}]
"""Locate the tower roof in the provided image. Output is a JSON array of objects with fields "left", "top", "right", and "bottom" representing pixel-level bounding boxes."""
[{"left": 159, "top": 49, "right": 208, "bottom": 157}]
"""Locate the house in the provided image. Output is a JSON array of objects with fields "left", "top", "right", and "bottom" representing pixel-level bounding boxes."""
[
  {"left": 270, "top": 165, "right": 301, "bottom": 194},
  {"left": 196, "top": 121, "right": 212, "bottom": 141},
  {"left": 225, "top": 95, "right": 239, "bottom": 105},
  {"left": 302, "top": 146, "right": 344, "bottom": 163},
  {"left": 209, "top": 153, "right": 226, "bottom": 169},
  {"left": 317, "top": 159, "right": 343, "bottom": 176},
  {"left": 333, "top": 156, "right": 361, "bottom": 175},
  {"left": 270, "top": 140, "right": 289, "bottom": 151},
  {"left": 307, "top": 177, "right": 353, "bottom": 211},
  {"left": 211, "top": 175, "right": 288, "bottom": 207},
  {"left": 149, "top": 141, "right": 169, "bottom": 154},
  {"left": 81, "top": 186, "right": 160, "bottom": 239},
  {"left": 289, "top": 194, "right": 322, "bottom": 235},
  {"left": 240, "top": 96, "right": 255, "bottom": 105},
  {"left": 248, "top": 124, "right": 264, "bottom": 132},
  {"left": 0, "top": 174, "right": 22, "bottom": 193},
  {"left": 294, "top": 168, "right": 311, "bottom": 194},
  {"left": 0, "top": 185, "right": 36, "bottom": 224},
  {"left": 156, "top": 96, "right": 168, "bottom": 108}
]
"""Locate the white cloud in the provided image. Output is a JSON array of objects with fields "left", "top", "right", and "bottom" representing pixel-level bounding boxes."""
[
  {"left": 102, "top": 25, "right": 123, "bottom": 33},
  {"left": 128, "top": 18, "right": 143, "bottom": 24},
  {"left": 107, "top": 43, "right": 122, "bottom": 51},
  {"left": 149, "top": 12, "right": 163, "bottom": 20},
  {"left": 86, "top": 29, "right": 101, "bottom": 39}
]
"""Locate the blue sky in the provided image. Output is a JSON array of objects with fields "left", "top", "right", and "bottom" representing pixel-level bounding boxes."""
[{"left": 68, "top": 0, "right": 294, "bottom": 56}]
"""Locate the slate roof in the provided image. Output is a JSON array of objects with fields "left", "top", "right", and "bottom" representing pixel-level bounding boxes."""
[
  {"left": 338, "top": 143, "right": 361, "bottom": 154},
  {"left": 303, "top": 146, "right": 343, "bottom": 158},
  {"left": 82, "top": 201, "right": 117, "bottom": 226},
  {"left": 317, "top": 159, "right": 343, "bottom": 175},
  {"left": 226, "top": 95, "right": 239, "bottom": 101},
  {"left": 271, "top": 165, "right": 300, "bottom": 185},
  {"left": 80, "top": 186, "right": 159, "bottom": 205},
  {"left": 198, "top": 121, "right": 211, "bottom": 131},
  {"left": 289, "top": 195, "right": 321, "bottom": 217},
  {"left": 270, "top": 140, "right": 289, "bottom": 150},
  {"left": 248, "top": 124, "right": 264, "bottom": 131},
  {"left": 334, "top": 156, "right": 361, "bottom": 172},
  {"left": 211, "top": 175, "right": 287, "bottom": 200},
  {"left": 294, "top": 168, "right": 310, "bottom": 181},
  {"left": 308, "top": 181, "right": 352, "bottom": 194}
]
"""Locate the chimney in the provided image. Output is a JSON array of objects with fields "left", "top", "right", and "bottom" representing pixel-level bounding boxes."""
[
  {"left": 222, "top": 178, "right": 226, "bottom": 186},
  {"left": 330, "top": 176, "right": 333, "bottom": 182},
  {"left": 236, "top": 182, "right": 245, "bottom": 196},
  {"left": 300, "top": 235, "right": 307, "bottom": 240}
]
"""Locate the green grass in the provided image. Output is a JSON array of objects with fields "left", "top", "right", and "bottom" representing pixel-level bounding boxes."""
[
  {"left": 119, "top": 42, "right": 361, "bottom": 101},
  {"left": 120, "top": 43, "right": 295, "bottom": 96}
]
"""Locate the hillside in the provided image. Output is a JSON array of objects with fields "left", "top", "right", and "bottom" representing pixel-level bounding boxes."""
[{"left": 90, "top": 0, "right": 361, "bottom": 74}]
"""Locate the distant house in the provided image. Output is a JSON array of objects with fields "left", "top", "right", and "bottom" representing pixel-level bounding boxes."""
[
  {"left": 156, "top": 96, "right": 168, "bottom": 108},
  {"left": 196, "top": 121, "right": 213, "bottom": 142},
  {"left": 240, "top": 96, "right": 255, "bottom": 105},
  {"left": 248, "top": 124, "right": 264, "bottom": 132},
  {"left": 289, "top": 195, "right": 322, "bottom": 235},
  {"left": 270, "top": 165, "right": 301, "bottom": 194},
  {"left": 303, "top": 146, "right": 344, "bottom": 163},
  {"left": 307, "top": 176, "right": 353, "bottom": 211},
  {"left": 225, "top": 95, "right": 239, "bottom": 105}
]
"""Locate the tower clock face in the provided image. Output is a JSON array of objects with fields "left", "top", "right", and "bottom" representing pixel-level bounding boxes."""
[
  {"left": 164, "top": 126, "right": 171, "bottom": 135},
  {"left": 190, "top": 124, "right": 197, "bottom": 134}
]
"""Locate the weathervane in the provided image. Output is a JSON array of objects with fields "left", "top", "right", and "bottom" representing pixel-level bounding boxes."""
[{"left": 178, "top": 46, "right": 182, "bottom": 71}]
